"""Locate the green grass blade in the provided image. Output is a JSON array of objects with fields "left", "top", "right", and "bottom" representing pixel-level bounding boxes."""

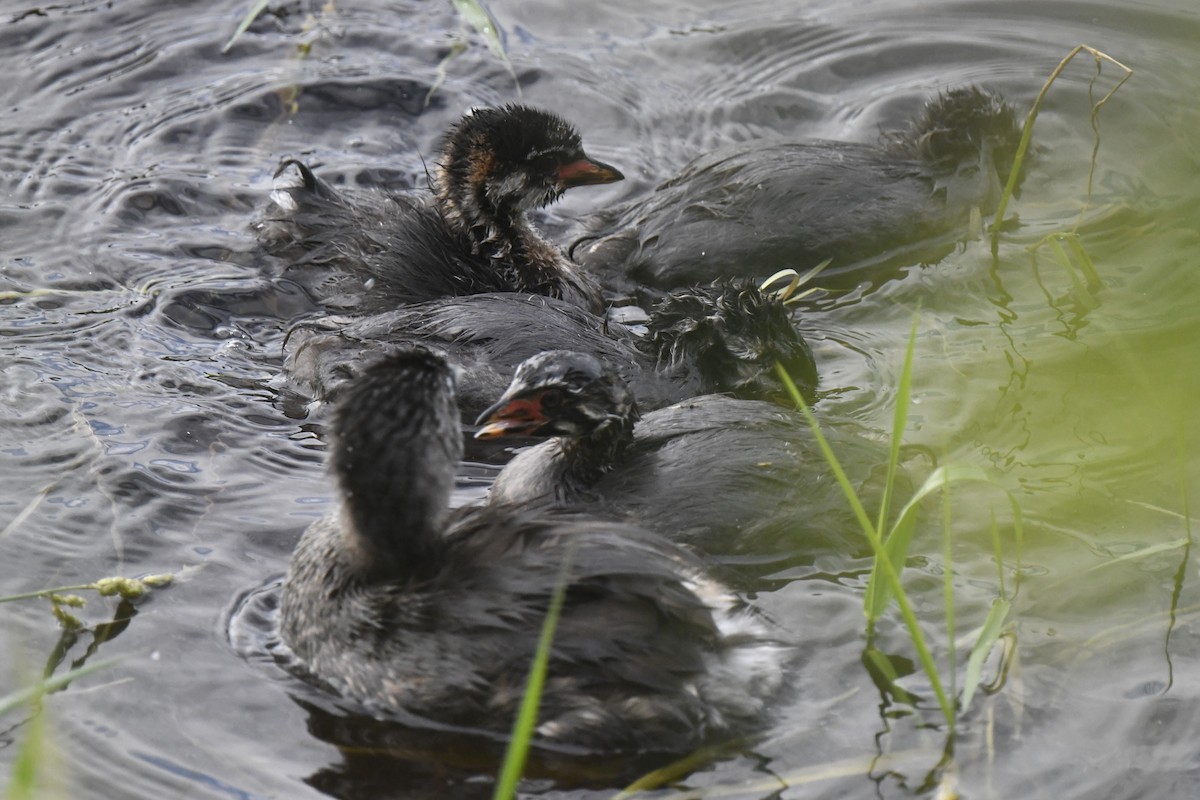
[
  {"left": 6, "top": 693, "right": 56, "bottom": 800},
  {"left": 426, "top": 40, "right": 468, "bottom": 109},
  {"left": 861, "top": 646, "right": 920, "bottom": 707},
  {"left": 960, "top": 598, "right": 1012, "bottom": 711},
  {"left": 452, "top": 0, "right": 521, "bottom": 96},
  {"left": 1071, "top": 538, "right": 1190, "bottom": 579},
  {"left": 1047, "top": 235, "right": 1098, "bottom": 311},
  {"left": 863, "top": 312, "right": 919, "bottom": 617},
  {"left": 2, "top": 574, "right": 172, "bottom": 605},
  {"left": 774, "top": 366, "right": 877, "bottom": 540},
  {"left": 864, "top": 515, "right": 956, "bottom": 727},
  {"left": 492, "top": 550, "right": 573, "bottom": 799},
  {"left": 0, "top": 657, "right": 126, "bottom": 718},
  {"left": 990, "top": 45, "right": 1132, "bottom": 253},
  {"left": 619, "top": 749, "right": 936, "bottom": 798},
  {"left": 941, "top": 484, "right": 957, "bottom": 711},
  {"left": 452, "top": 0, "right": 505, "bottom": 60},
  {"left": 0, "top": 585, "right": 94, "bottom": 604},
  {"left": 1064, "top": 234, "right": 1103, "bottom": 292},
  {"left": 875, "top": 313, "right": 919, "bottom": 536},
  {"left": 777, "top": 362, "right": 954, "bottom": 726},
  {"left": 615, "top": 743, "right": 741, "bottom": 796},
  {"left": 866, "top": 464, "right": 992, "bottom": 620},
  {"left": 988, "top": 507, "right": 1006, "bottom": 597},
  {"left": 222, "top": 0, "right": 271, "bottom": 54}
]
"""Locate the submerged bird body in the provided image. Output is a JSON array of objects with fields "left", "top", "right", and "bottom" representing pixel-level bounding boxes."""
[
  {"left": 477, "top": 351, "right": 894, "bottom": 562},
  {"left": 257, "top": 105, "right": 622, "bottom": 314},
  {"left": 279, "top": 280, "right": 818, "bottom": 418},
  {"left": 278, "top": 348, "right": 787, "bottom": 752},
  {"left": 572, "top": 87, "right": 1022, "bottom": 291}
]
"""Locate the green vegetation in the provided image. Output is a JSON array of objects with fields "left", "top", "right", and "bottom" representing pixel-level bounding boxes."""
[
  {"left": 776, "top": 319, "right": 1023, "bottom": 738},
  {"left": 1, "top": 658, "right": 126, "bottom": 799},
  {"left": 222, "top": 0, "right": 271, "bottom": 54},
  {"left": 430, "top": 0, "right": 522, "bottom": 106},
  {"left": 0, "top": 574, "right": 172, "bottom": 631},
  {"left": 491, "top": 546, "right": 575, "bottom": 800},
  {"left": 2, "top": 575, "right": 171, "bottom": 794},
  {"left": 485, "top": 315, "right": 1027, "bottom": 796},
  {"left": 991, "top": 45, "right": 1133, "bottom": 252},
  {"left": 222, "top": 1, "right": 521, "bottom": 111}
]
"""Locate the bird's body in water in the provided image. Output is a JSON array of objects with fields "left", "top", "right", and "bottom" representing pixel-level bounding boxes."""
[
  {"left": 278, "top": 347, "right": 788, "bottom": 753},
  {"left": 277, "top": 279, "right": 818, "bottom": 419},
  {"left": 257, "top": 105, "right": 622, "bottom": 314},
  {"left": 476, "top": 350, "right": 904, "bottom": 574},
  {"left": 571, "top": 87, "right": 1023, "bottom": 295}
]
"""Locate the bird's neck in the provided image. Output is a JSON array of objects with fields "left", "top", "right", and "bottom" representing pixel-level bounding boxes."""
[
  {"left": 559, "top": 414, "right": 637, "bottom": 493},
  {"left": 437, "top": 178, "right": 559, "bottom": 282},
  {"left": 434, "top": 161, "right": 522, "bottom": 251},
  {"left": 333, "top": 375, "right": 460, "bottom": 580}
]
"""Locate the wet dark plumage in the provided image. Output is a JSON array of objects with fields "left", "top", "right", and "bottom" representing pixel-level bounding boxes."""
[
  {"left": 278, "top": 347, "right": 787, "bottom": 752},
  {"left": 476, "top": 351, "right": 901, "bottom": 567},
  {"left": 571, "top": 87, "right": 1023, "bottom": 292},
  {"left": 278, "top": 280, "right": 818, "bottom": 419},
  {"left": 256, "top": 105, "right": 621, "bottom": 314}
]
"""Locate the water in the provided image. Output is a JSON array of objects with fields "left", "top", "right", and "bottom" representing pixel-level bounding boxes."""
[{"left": 2, "top": 0, "right": 1199, "bottom": 797}]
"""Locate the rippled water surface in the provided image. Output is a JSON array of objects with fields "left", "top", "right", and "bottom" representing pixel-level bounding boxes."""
[{"left": 2, "top": 0, "right": 1199, "bottom": 797}]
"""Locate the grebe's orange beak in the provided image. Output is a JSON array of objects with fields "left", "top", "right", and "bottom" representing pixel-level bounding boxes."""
[{"left": 557, "top": 156, "right": 624, "bottom": 189}]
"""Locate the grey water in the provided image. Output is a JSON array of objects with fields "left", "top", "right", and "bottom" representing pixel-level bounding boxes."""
[{"left": 2, "top": 0, "right": 1200, "bottom": 797}]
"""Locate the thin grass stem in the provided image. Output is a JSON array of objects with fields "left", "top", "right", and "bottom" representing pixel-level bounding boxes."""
[
  {"left": 221, "top": 0, "right": 271, "bottom": 54},
  {"left": 0, "top": 586, "right": 96, "bottom": 605},
  {"left": 875, "top": 313, "right": 918, "bottom": 537},
  {"left": 492, "top": 543, "right": 576, "bottom": 799},
  {"left": 0, "top": 658, "right": 126, "bottom": 718},
  {"left": 988, "top": 507, "right": 1006, "bottom": 598},
  {"left": 990, "top": 45, "right": 1133, "bottom": 253},
  {"left": 775, "top": 365, "right": 956, "bottom": 727},
  {"left": 941, "top": 484, "right": 957, "bottom": 726}
]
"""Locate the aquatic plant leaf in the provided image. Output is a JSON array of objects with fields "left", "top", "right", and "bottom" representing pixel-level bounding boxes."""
[
  {"left": 991, "top": 44, "right": 1132, "bottom": 252},
  {"left": 1047, "top": 235, "right": 1099, "bottom": 311},
  {"left": 5, "top": 693, "right": 55, "bottom": 800},
  {"left": 492, "top": 547, "right": 573, "bottom": 799},
  {"left": 773, "top": 365, "right": 877, "bottom": 540},
  {"left": 451, "top": 0, "right": 521, "bottom": 96},
  {"left": 616, "top": 743, "right": 743, "bottom": 795},
  {"left": 0, "top": 658, "right": 124, "bottom": 718},
  {"left": 876, "top": 313, "right": 919, "bottom": 542},
  {"left": 453, "top": 0, "right": 507, "bottom": 60},
  {"left": 960, "top": 598, "right": 1011, "bottom": 711},
  {"left": 862, "top": 646, "right": 920, "bottom": 707},
  {"left": 1064, "top": 235, "right": 1102, "bottom": 292},
  {"left": 1072, "top": 538, "right": 1190, "bottom": 579},
  {"left": 1, "top": 573, "right": 175, "bottom": 605},
  {"left": 426, "top": 40, "right": 468, "bottom": 109},
  {"left": 865, "top": 462, "right": 992, "bottom": 622},
  {"left": 759, "top": 258, "right": 833, "bottom": 305},
  {"left": 222, "top": 0, "right": 271, "bottom": 54},
  {"left": 777, "top": 359, "right": 955, "bottom": 726},
  {"left": 619, "top": 750, "right": 935, "bottom": 797}
]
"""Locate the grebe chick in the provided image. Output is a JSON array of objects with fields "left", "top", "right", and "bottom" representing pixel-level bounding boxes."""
[
  {"left": 257, "top": 105, "right": 622, "bottom": 314},
  {"left": 477, "top": 350, "right": 894, "bottom": 562},
  {"left": 278, "top": 347, "right": 787, "bottom": 752},
  {"left": 572, "top": 86, "right": 1022, "bottom": 292},
  {"left": 279, "top": 279, "right": 818, "bottom": 419}
]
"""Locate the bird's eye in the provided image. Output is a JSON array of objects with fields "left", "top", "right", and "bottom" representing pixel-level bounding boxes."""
[
  {"left": 531, "top": 155, "right": 557, "bottom": 174},
  {"left": 540, "top": 388, "right": 565, "bottom": 410}
]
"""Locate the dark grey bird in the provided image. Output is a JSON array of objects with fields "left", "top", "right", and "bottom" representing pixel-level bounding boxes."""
[
  {"left": 571, "top": 87, "right": 1022, "bottom": 293},
  {"left": 278, "top": 347, "right": 788, "bottom": 753},
  {"left": 277, "top": 279, "right": 819, "bottom": 420},
  {"left": 476, "top": 350, "right": 903, "bottom": 567},
  {"left": 257, "top": 105, "right": 622, "bottom": 314}
]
